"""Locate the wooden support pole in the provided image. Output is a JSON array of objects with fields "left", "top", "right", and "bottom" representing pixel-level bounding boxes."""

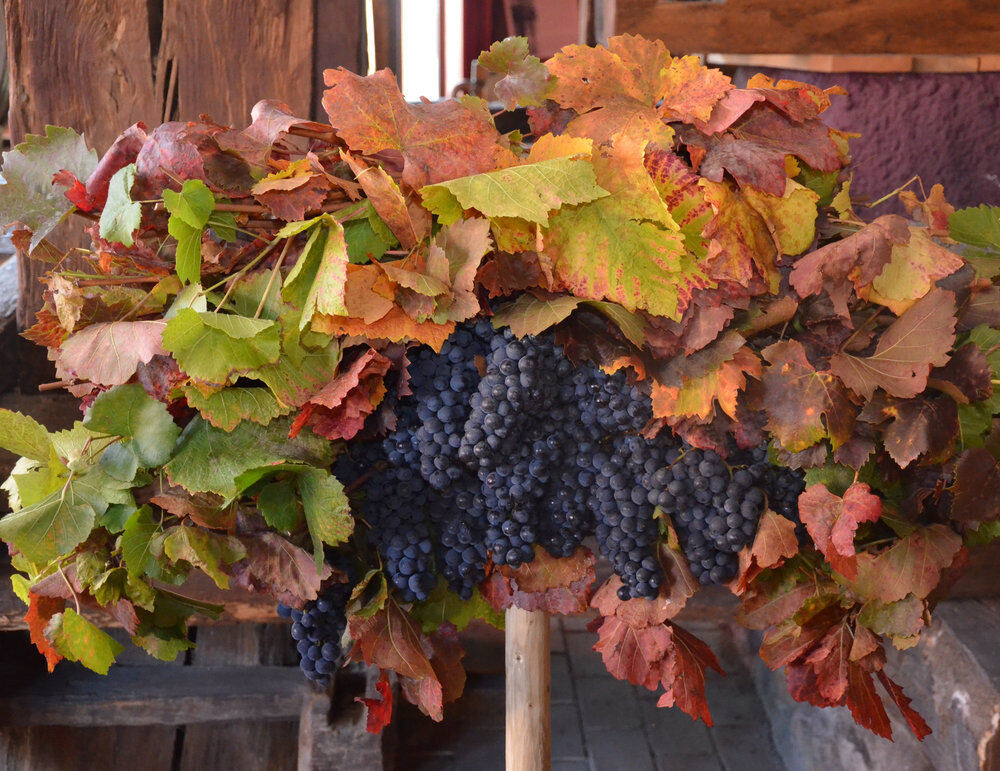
[{"left": 505, "top": 606, "right": 551, "bottom": 771}]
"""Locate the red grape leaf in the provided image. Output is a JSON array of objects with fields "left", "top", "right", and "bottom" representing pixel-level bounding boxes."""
[
  {"left": 789, "top": 215, "right": 910, "bottom": 318},
  {"left": 322, "top": 68, "right": 509, "bottom": 190},
  {"left": 844, "top": 666, "right": 893, "bottom": 740},
  {"left": 488, "top": 546, "right": 597, "bottom": 615},
  {"left": 227, "top": 533, "right": 332, "bottom": 608},
  {"left": 244, "top": 99, "right": 331, "bottom": 148},
  {"left": 84, "top": 123, "right": 147, "bottom": 209},
  {"left": 251, "top": 161, "right": 331, "bottom": 221},
  {"left": 848, "top": 525, "right": 963, "bottom": 603},
  {"left": 477, "top": 37, "right": 554, "bottom": 110},
  {"left": 760, "top": 340, "right": 857, "bottom": 452},
  {"left": 737, "top": 576, "right": 822, "bottom": 631},
  {"left": 694, "top": 89, "right": 766, "bottom": 134},
  {"left": 900, "top": 183, "right": 953, "bottom": 237},
  {"left": 399, "top": 622, "right": 466, "bottom": 722},
  {"left": 744, "top": 74, "right": 842, "bottom": 122},
  {"left": 951, "top": 447, "right": 1000, "bottom": 521},
  {"left": 879, "top": 397, "right": 958, "bottom": 469},
  {"left": 476, "top": 252, "right": 545, "bottom": 298},
  {"left": 804, "top": 618, "right": 853, "bottom": 702},
  {"left": 292, "top": 348, "right": 391, "bottom": 441},
  {"left": 658, "top": 56, "right": 732, "bottom": 124},
  {"left": 25, "top": 592, "right": 66, "bottom": 672},
  {"left": 132, "top": 123, "right": 208, "bottom": 199},
  {"left": 357, "top": 669, "right": 394, "bottom": 734},
  {"left": 876, "top": 671, "right": 932, "bottom": 741},
  {"left": 56, "top": 320, "right": 167, "bottom": 387},
  {"left": 736, "top": 510, "right": 800, "bottom": 591},
  {"left": 349, "top": 601, "right": 437, "bottom": 681},
  {"left": 651, "top": 346, "right": 761, "bottom": 421},
  {"left": 759, "top": 602, "right": 846, "bottom": 670},
  {"left": 150, "top": 486, "right": 233, "bottom": 530},
  {"left": 830, "top": 288, "right": 957, "bottom": 400},
  {"left": 799, "top": 482, "right": 881, "bottom": 579},
  {"left": 654, "top": 623, "right": 724, "bottom": 725}
]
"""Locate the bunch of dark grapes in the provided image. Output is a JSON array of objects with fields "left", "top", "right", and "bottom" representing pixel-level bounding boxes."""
[{"left": 278, "top": 572, "right": 356, "bottom": 685}]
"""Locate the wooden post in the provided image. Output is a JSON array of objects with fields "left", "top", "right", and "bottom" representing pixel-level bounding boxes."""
[{"left": 505, "top": 606, "right": 550, "bottom": 771}]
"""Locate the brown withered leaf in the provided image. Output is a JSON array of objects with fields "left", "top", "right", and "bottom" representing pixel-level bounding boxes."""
[
  {"left": 293, "top": 348, "right": 391, "bottom": 441},
  {"left": 399, "top": 622, "right": 466, "bottom": 722},
  {"left": 789, "top": 215, "right": 910, "bottom": 318},
  {"left": 798, "top": 482, "right": 881, "bottom": 579},
  {"left": 651, "top": 346, "right": 761, "bottom": 422},
  {"left": 848, "top": 525, "right": 962, "bottom": 604},
  {"left": 151, "top": 486, "right": 233, "bottom": 530},
  {"left": 830, "top": 288, "right": 957, "bottom": 400},
  {"left": 950, "top": 447, "right": 1000, "bottom": 521},
  {"left": 880, "top": 397, "right": 958, "bottom": 469},
  {"left": 760, "top": 340, "right": 857, "bottom": 452},
  {"left": 929, "top": 342, "right": 992, "bottom": 402},
  {"left": 226, "top": 533, "right": 332, "bottom": 608},
  {"left": 736, "top": 510, "right": 800, "bottom": 592},
  {"left": 486, "top": 546, "right": 597, "bottom": 615},
  {"left": 322, "top": 68, "right": 507, "bottom": 190},
  {"left": 342, "top": 151, "right": 428, "bottom": 248},
  {"left": 875, "top": 671, "right": 932, "bottom": 740},
  {"left": 476, "top": 252, "right": 545, "bottom": 298},
  {"left": 25, "top": 592, "right": 66, "bottom": 672}
]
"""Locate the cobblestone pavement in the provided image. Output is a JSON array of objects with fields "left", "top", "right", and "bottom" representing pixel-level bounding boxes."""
[{"left": 395, "top": 595, "right": 786, "bottom": 771}]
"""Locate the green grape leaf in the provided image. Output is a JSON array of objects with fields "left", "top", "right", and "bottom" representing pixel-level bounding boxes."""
[
  {"left": 84, "top": 384, "right": 181, "bottom": 467},
  {"left": 164, "top": 179, "right": 216, "bottom": 284},
  {"left": 476, "top": 36, "right": 554, "bottom": 109},
  {"left": 949, "top": 204, "right": 1000, "bottom": 280},
  {"left": 183, "top": 386, "right": 291, "bottom": 431},
  {"left": 0, "top": 408, "right": 53, "bottom": 462},
  {"left": 0, "top": 477, "right": 100, "bottom": 563},
  {"left": 257, "top": 478, "right": 303, "bottom": 532},
  {"left": 162, "top": 309, "right": 281, "bottom": 384},
  {"left": 411, "top": 584, "right": 505, "bottom": 634},
  {"left": 161, "top": 526, "right": 246, "bottom": 589},
  {"left": 98, "top": 163, "right": 141, "bottom": 247},
  {"left": 121, "top": 506, "right": 160, "bottom": 578},
  {"left": 420, "top": 156, "right": 608, "bottom": 226},
  {"left": 0, "top": 125, "right": 98, "bottom": 251},
  {"left": 250, "top": 344, "right": 342, "bottom": 407},
  {"left": 282, "top": 215, "right": 350, "bottom": 327},
  {"left": 98, "top": 503, "right": 135, "bottom": 534},
  {"left": 164, "top": 416, "right": 333, "bottom": 498},
  {"left": 297, "top": 468, "right": 353, "bottom": 571},
  {"left": 99, "top": 443, "right": 139, "bottom": 482},
  {"left": 50, "top": 608, "right": 123, "bottom": 675}
]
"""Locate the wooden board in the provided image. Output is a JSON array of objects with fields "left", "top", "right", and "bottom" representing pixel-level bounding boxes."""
[
  {"left": 1, "top": 725, "right": 177, "bottom": 771},
  {"left": 614, "top": 0, "right": 1000, "bottom": 55},
  {"left": 0, "top": 665, "right": 306, "bottom": 726},
  {"left": 706, "top": 53, "right": 1000, "bottom": 73}
]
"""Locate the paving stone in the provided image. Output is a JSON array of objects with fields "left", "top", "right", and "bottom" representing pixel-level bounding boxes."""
[
  {"left": 576, "top": 676, "right": 643, "bottom": 732},
  {"left": 637, "top": 697, "right": 714, "bottom": 757},
  {"left": 552, "top": 700, "right": 586, "bottom": 759},
  {"left": 551, "top": 653, "right": 575, "bottom": 703},
  {"left": 711, "top": 724, "right": 785, "bottom": 771},
  {"left": 653, "top": 754, "right": 724, "bottom": 771},
  {"left": 585, "top": 729, "right": 655, "bottom": 771},
  {"left": 565, "top": 631, "right": 607, "bottom": 678}
]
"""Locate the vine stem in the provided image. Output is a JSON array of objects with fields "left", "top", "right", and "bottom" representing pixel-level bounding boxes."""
[
  {"left": 38, "top": 380, "right": 76, "bottom": 392},
  {"left": 254, "top": 238, "right": 293, "bottom": 319},
  {"left": 75, "top": 275, "right": 163, "bottom": 287},
  {"left": 839, "top": 309, "right": 883, "bottom": 352}
]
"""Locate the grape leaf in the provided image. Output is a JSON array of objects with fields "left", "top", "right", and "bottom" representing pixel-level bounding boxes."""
[
  {"left": 659, "top": 55, "right": 733, "bottom": 124},
  {"left": 84, "top": 384, "right": 180, "bottom": 467},
  {"left": 878, "top": 397, "right": 958, "bottom": 469},
  {"left": 56, "top": 320, "right": 167, "bottom": 387},
  {"left": 491, "top": 293, "right": 582, "bottom": 337},
  {"left": 799, "top": 483, "right": 882, "bottom": 579},
  {"left": 121, "top": 506, "right": 159, "bottom": 578},
  {"left": 251, "top": 162, "right": 331, "bottom": 221},
  {"left": 652, "top": 346, "right": 761, "bottom": 421},
  {"left": 228, "top": 532, "right": 331, "bottom": 607},
  {"left": 322, "top": 67, "right": 507, "bottom": 190},
  {"left": 861, "top": 228, "right": 964, "bottom": 315},
  {"left": 761, "top": 340, "right": 857, "bottom": 452},
  {"left": 846, "top": 524, "right": 962, "bottom": 603},
  {"left": 293, "top": 348, "right": 391, "bottom": 442},
  {"left": 349, "top": 601, "right": 437, "bottom": 686},
  {"left": 164, "top": 416, "right": 332, "bottom": 498},
  {"left": 485, "top": 547, "right": 596, "bottom": 615},
  {"left": 644, "top": 147, "right": 714, "bottom": 258},
  {"left": 789, "top": 215, "right": 910, "bottom": 318},
  {"left": 342, "top": 152, "right": 427, "bottom": 248},
  {"left": 183, "top": 386, "right": 291, "bottom": 431},
  {"left": 830, "top": 289, "right": 957, "bottom": 400},
  {"left": 738, "top": 510, "right": 800, "bottom": 589},
  {"left": 857, "top": 595, "right": 924, "bottom": 644},
  {"left": 398, "top": 622, "right": 466, "bottom": 722},
  {"left": 358, "top": 669, "right": 394, "bottom": 735},
  {"left": 297, "top": 468, "right": 352, "bottom": 571},
  {"left": 250, "top": 344, "right": 342, "bottom": 408},
  {"left": 281, "top": 215, "right": 350, "bottom": 327},
  {"left": 876, "top": 671, "right": 932, "bottom": 741},
  {"left": 162, "top": 526, "right": 245, "bottom": 589},
  {"left": 410, "top": 585, "right": 504, "bottom": 635},
  {"left": 0, "top": 476, "right": 101, "bottom": 563},
  {"left": 49, "top": 608, "right": 123, "bottom": 675},
  {"left": 420, "top": 154, "right": 608, "bottom": 226},
  {"left": 545, "top": 134, "right": 704, "bottom": 320},
  {"left": 163, "top": 179, "right": 216, "bottom": 284},
  {"left": 0, "top": 125, "right": 98, "bottom": 251},
  {"left": 0, "top": 409, "right": 53, "bottom": 462},
  {"left": 98, "top": 163, "right": 141, "bottom": 247},
  {"left": 255, "top": 478, "right": 302, "bottom": 532},
  {"left": 950, "top": 447, "right": 1000, "bottom": 522},
  {"left": 162, "top": 309, "right": 281, "bottom": 385},
  {"left": 25, "top": 592, "right": 66, "bottom": 671},
  {"left": 477, "top": 37, "right": 554, "bottom": 109},
  {"left": 949, "top": 204, "right": 1000, "bottom": 279}
]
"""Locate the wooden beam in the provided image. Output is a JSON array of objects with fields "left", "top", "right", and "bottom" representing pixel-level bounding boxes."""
[
  {"left": 505, "top": 607, "right": 550, "bottom": 771},
  {"left": 616, "top": 0, "right": 1000, "bottom": 55},
  {"left": 0, "top": 666, "right": 305, "bottom": 726}
]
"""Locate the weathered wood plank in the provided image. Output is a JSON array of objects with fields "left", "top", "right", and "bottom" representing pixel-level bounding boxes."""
[
  {"left": 616, "top": 0, "right": 1000, "bottom": 55},
  {"left": 0, "top": 725, "right": 177, "bottom": 771},
  {"left": 313, "top": 0, "right": 367, "bottom": 119},
  {"left": 0, "top": 665, "right": 306, "bottom": 726}
]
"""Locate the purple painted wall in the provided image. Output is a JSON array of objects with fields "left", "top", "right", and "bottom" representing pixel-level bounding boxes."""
[{"left": 734, "top": 68, "right": 1000, "bottom": 209}]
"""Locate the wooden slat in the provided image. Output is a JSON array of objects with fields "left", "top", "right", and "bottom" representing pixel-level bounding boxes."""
[
  {"left": 616, "top": 0, "right": 1000, "bottom": 56},
  {"left": 1, "top": 725, "right": 177, "bottom": 771},
  {"left": 0, "top": 665, "right": 306, "bottom": 727},
  {"left": 313, "top": 0, "right": 367, "bottom": 119},
  {"left": 372, "top": 0, "right": 402, "bottom": 75}
]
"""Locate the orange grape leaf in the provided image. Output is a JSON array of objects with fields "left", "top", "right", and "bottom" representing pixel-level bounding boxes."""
[
  {"left": 25, "top": 592, "right": 66, "bottom": 671},
  {"left": 651, "top": 346, "right": 761, "bottom": 421},
  {"left": 342, "top": 151, "right": 428, "bottom": 248},
  {"left": 658, "top": 55, "right": 733, "bottom": 124},
  {"left": 322, "top": 68, "right": 509, "bottom": 190},
  {"left": 798, "top": 482, "right": 882, "bottom": 579}
]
